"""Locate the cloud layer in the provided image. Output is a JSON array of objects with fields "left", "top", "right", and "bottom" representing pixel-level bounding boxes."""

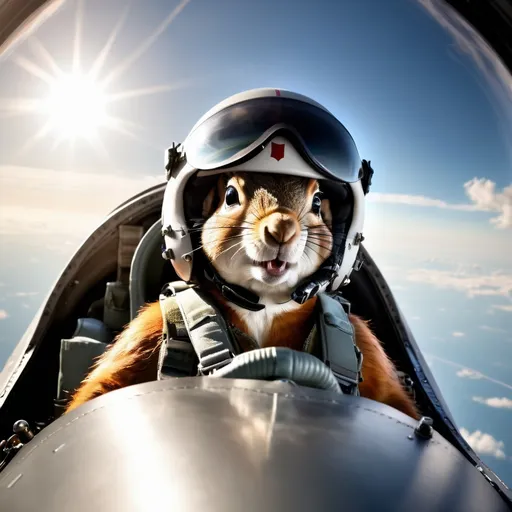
[
  {"left": 460, "top": 428, "right": 507, "bottom": 459},
  {"left": 457, "top": 368, "right": 483, "bottom": 380},
  {"left": 0, "top": 165, "right": 163, "bottom": 237},
  {"left": 406, "top": 267, "right": 512, "bottom": 298},
  {"left": 472, "top": 397, "right": 512, "bottom": 410},
  {"left": 427, "top": 354, "right": 512, "bottom": 391},
  {"left": 464, "top": 179, "right": 512, "bottom": 229},
  {"left": 369, "top": 178, "right": 512, "bottom": 229}
]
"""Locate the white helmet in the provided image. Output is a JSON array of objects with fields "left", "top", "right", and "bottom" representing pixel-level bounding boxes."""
[{"left": 161, "top": 88, "right": 374, "bottom": 311}]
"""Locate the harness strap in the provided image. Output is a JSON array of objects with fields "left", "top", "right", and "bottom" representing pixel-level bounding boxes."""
[
  {"left": 158, "top": 283, "right": 198, "bottom": 379},
  {"left": 160, "top": 282, "right": 239, "bottom": 375},
  {"left": 157, "top": 281, "right": 362, "bottom": 395},
  {"left": 316, "top": 293, "right": 363, "bottom": 396}
]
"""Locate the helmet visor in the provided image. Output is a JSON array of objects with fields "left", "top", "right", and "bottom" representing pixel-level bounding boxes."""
[{"left": 183, "top": 97, "right": 362, "bottom": 182}]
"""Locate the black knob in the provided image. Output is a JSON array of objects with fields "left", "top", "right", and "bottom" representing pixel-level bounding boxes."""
[
  {"left": 414, "top": 416, "right": 434, "bottom": 439},
  {"left": 13, "top": 420, "right": 34, "bottom": 443}
]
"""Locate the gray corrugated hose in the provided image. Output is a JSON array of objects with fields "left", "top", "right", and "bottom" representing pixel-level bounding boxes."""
[{"left": 211, "top": 346, "right": 342, "bottom": 393}]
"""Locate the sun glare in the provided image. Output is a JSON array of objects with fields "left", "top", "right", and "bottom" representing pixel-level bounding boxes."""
[
  {"left": 0, "top": 0, "right": 193, "bottom": 155},
  {"left": 44, "top": 73, "right": 107, "bottom": 139}
]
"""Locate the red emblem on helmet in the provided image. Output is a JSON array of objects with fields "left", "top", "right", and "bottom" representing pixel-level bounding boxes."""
[{"left": 270, "top": 142, "right": 285, "bottom": 161}]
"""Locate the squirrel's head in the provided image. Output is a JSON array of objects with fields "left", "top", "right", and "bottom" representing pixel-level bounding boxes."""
[{"left": 199, "top": 172, "right": 334, "bottom": 300}]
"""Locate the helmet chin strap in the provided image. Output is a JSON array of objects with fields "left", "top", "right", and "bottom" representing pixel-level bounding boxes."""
[
  {"left": 201, "top": 245, "right": 345, "bottom": 312},
  {"left": 202, "top": 260, "right": 266, "bottom": 312}
]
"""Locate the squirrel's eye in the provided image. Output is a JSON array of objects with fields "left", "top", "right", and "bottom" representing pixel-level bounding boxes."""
[
  {"left": 311, "top": 193, "right": 322, "bottom": 214},
  {"left": 225, "top": 185, "right": 240, "bottom": 207}
]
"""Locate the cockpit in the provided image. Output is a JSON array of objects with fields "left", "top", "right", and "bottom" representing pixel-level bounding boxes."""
[{"left": 0, "top": 0, "right": 511, "bottom": 509}]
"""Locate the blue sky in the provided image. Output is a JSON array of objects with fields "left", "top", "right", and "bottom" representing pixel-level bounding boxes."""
[{"left": 0, "top": 0, "right": 511, "bottom": 486}]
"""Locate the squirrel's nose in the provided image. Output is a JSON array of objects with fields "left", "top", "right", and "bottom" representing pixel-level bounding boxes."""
[{"left": 261, "top": 212, "right": 300, "bottom": 246}]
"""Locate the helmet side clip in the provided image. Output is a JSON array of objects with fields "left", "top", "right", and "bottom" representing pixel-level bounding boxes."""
[{"left": 165, "top": 142, "right": 185, "bottom": 181}]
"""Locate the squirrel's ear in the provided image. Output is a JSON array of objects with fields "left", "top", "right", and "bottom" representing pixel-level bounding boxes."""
[{"left": 321, "top": 198, "right": 332, "bottom": 230}]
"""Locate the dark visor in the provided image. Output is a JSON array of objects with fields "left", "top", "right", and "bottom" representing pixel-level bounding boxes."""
[{"left": 183, "top": 97, "right": 362, "bottom": 182}]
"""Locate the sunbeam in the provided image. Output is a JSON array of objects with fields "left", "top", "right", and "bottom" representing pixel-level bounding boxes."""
[
  {"left": 12, "top": 54, "right": 55, "bottom": 84},
  {"left": 27, "top": 37, "right": 64, "bottom": 78},
  {"left": 106, "top": 81, "right": 194, "bottom": 103},
  {"left": 89, "top": 4, "right": 131, "bottom": 81},
  {"left": 72, "top": 0, "right": 84, "bottom": 73},
  {"left": 100, "top": 0, "right": 192, "bottom": 87},
  {"left": 0, "top": 0, "right": 194, "bottom": 156}
]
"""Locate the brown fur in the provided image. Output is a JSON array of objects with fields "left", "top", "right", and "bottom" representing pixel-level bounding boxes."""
[
  {"left": 65, "top": 302, "right": 164, "bottom": 413},
  {"left": 66, "top": 172, "right": 419, "bottom": 419},
  {"left": 66, "top": 296, "right": 419, "bottom": 419}
]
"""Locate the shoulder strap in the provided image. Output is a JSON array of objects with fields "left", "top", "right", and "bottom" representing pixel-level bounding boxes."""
[
  {"left": 159, "top": 282, "right": 239, "bottom": 375},
  {"left": 158, "top": 282, "right": 198, "bottom": 379},
  {"left": 316, "top": 292, "right": 363, "bottom": 396}
]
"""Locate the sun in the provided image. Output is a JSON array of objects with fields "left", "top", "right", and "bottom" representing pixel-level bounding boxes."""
[
  {"left": 43, "top": 73, "right": 107, "bottom": 140},
  {"left": 0, "top": 0, "right": 193, "bottom": 155}
]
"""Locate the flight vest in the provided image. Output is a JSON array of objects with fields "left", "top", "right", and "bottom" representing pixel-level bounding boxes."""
[{"left": 156, "top": 281, "right": 364, "bottom": 395}]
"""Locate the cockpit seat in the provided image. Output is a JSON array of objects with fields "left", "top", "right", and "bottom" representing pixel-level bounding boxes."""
[
  {"left": 72, "top": 317, "right": 113, "bottom": 344},
  {"left": 55, "top": 318, "right": 114, "bottom": 407}
]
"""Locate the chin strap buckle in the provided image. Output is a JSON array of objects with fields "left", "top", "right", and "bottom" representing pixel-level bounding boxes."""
[
  {"left": 291, "top": 268, "right": 337, "bottom": 305},
  {"left": 292, "top": 281, "right": 321, "bottom": 305}
]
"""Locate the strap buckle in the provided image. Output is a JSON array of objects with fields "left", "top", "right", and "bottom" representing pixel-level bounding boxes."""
[{"left": 198, "top": 348, "right": 233, "bottom": 375}]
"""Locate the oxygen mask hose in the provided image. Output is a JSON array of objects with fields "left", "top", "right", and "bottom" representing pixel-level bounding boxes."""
[{"left": 211, "top": 346, "right": 343, "bottom": 393}]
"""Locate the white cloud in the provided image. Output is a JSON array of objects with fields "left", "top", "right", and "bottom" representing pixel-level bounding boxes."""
[
  {"left": 363, "top": 216, "right": 512, "bottom": 273},
  {"left": 492, "top": 304, "right": 512, "bottom": 313},
  {"left": 464, "top": 179, "right": 512, "bottom": 229},
  {"left": 472, "top": 397, "right": 512, "bottom": 410},
  {"left": 406, "top": 267, "right": 512, "bottom": 298},
  {"left": 0, "top": 165, "right": 163, "bottom": 237},
  {"left": 368, "top": 192, "right": 475, "bottom": 210},
  {"left": 479, "top": 325, "right": 507, "bottom": 334},
  {"left": 368, "top": 178, "right": 512, "bottom": 229},
  {"left": 0, "top": 309, "right": 8, "bottom": 319},
  {"left": 14, "top": 291, "right": 39, "bottom": 297},
  {"left": 460, "top": 428, "right": 507, "bottom": 459},
  {"left": 430, "top": 356, "right": 512, "bottom": 390},
  {"left": 457, "top": 368, "right": 483, "bottom": 379},
  {"left": 452, "top": 331, "right": 465, "bottom": 337}
]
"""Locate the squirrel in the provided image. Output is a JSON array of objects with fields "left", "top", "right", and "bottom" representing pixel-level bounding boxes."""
[{"left": 65, "top": 172, "right": 420, "bottom": 420}]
